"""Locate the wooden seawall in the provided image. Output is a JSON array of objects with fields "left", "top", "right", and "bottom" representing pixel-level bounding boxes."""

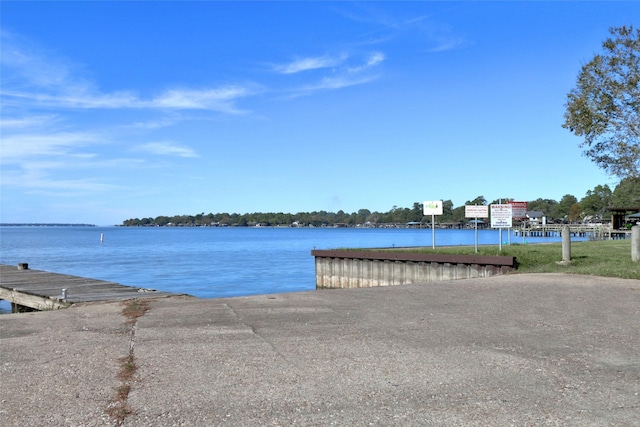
[
  {"left": 312, "top": 250, "right": 516, "bottom": 289},
  {"left": 0, "top": 264, "right": 179, "bottom": 312}
]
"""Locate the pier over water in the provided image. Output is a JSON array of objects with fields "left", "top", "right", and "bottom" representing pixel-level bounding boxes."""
[
  {"left": 0, "top": 264, "right": 179, "bottom": 313},
  {"left": 514, "top": 224, "right": 631, "bottom": 240}
]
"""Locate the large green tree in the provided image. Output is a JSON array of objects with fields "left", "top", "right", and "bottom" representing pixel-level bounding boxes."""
[
  {"left": 563, "top": 26, "right": 640, "bottom": 179},
  {"left": 611, "top": 177, "right": 640, "bottom": 207},
  {"left": 579, "top": 184, "right": 612, "bottom": 219},
  {"left": 465, "top": 195, "right": 487, "bottom": 206},
  {"left": 555, "top": 194, "right": 579, "bottom": 220},
  {"left": 527, "top": 198, "right": 558, "bottom": 216}
]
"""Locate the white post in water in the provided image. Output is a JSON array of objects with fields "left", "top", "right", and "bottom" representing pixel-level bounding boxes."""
[
  {"left": 100, "top": 233, "right": 104, "bottom": 243},
  {"left": 632, "top": 225, "right": 639, "bottom": 262}
]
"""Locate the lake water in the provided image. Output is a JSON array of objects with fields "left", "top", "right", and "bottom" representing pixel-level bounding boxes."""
[{"left": 0, "top": 226, "right": 570, "bottom": 313}]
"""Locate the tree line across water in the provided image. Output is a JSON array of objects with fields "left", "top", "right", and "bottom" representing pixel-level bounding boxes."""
[
  {"left": 123, "top": 27, "right": 639, "bottom": 228},
  {"left": 121, "top": 179, "right": 639, "bottom": 228}
]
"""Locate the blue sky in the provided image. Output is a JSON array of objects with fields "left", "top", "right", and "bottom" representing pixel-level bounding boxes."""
[{"left": 1, "top": 1, "right": 638, "bottom": 225}]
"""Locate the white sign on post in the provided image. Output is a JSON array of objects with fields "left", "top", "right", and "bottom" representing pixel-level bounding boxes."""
[
  {"left": 491, "top": 203, "right": 512, "bottom": 251},
  {"left": 423, "top": 200, "right": 443, "bottom": 248},
  {"left": 465, "top": 205, "right": 489, "bottom": 218},
  {"left": 423, "top": 200, "right": 443, "bottom": 215},
  {"left": 490, "top": 204, "right": 513, "bottom": 228},
  {"left": 465, "top": 205, "right": 489, "bottom": 253}
]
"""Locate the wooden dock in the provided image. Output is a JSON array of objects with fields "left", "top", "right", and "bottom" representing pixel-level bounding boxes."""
[
  {"left": 513, "top": 224, "right": 632, "bottom": 240},
  {"left": 0, "top": 264, "right": 179, "bottom": 312}
]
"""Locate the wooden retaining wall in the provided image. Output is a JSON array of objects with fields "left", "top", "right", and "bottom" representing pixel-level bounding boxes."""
[{"left": 311, "top": 250, "right": 516, "bottom": 289}]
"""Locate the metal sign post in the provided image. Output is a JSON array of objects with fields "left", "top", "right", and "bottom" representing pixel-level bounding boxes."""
[
  {"left": 509, "top": 201, "right": 528, "bottom": 245},
  {"left": 431, "top": 214, "right": 435, "bottom": 248},
  {"left": 490, "top": 204, "right": 513, "bottom": 251},
  {"left": 465, "top": 205, "right": 489, "bottom": 252},
  {"left": 423, "top": 200, "right": 443, "bottom": 249}
]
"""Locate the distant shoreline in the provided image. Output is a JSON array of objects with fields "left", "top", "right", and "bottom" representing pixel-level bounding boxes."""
[{"left": 0, "top": 224, "right": 96, "bottom": 227}]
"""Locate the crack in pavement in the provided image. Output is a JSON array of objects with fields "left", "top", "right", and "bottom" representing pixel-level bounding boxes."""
[
  {"left": 224, "top": 302, "right": 286, "bottom": 359},
  {"left": 107, "top": 299, "right": 149, "bottom": 426}
]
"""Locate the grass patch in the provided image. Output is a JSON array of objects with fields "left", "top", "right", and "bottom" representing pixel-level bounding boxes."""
[
  {"left": 106, "top": 401, "right": 133, "bottom": 426},
  {"left": 115, "top": 384, "right": 132, "bottom": 401},
  {"left": 365, "top": 240, "right": 640, "bottom": 280},
  {"left": 117, "top": 354, "right": 137, "bottom": 382},
  {"left": 121, "top": 299, "right": 149, "bottom": 325},
  {"left": 107, "top": 299, "right": 150, "bottom": 425},
  {"left": 108, "top": 352, "right": 138, "bottom": 425}
]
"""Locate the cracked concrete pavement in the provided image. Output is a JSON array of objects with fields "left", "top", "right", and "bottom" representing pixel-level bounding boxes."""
[{"left": 1, "top": 273, "right": 639, "bottom": 426}]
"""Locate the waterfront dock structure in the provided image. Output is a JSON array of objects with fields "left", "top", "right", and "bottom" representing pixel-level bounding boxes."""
[
  {"left": 514, "top": 223, "right": 632, "bottom": 239},
  {"left": 0, "top": 264, "right": 178, "bottom": 312}
]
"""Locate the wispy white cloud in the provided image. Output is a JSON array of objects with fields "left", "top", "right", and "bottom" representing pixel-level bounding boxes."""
[
  {"left": 426, "top": 37, "right": 469, "bottom": 53},
  {"left": 2, "top": 89, "right": 139, "bottom": 109},
  {"left": 285, "top": 51, "right": 385, "bottom": 97},
  {"left": 150, "top": 86, "right": 252, "bottom": 113},
  {"left": 2, "top": 169, "right": 122, "bottom": 196},
  {"left": 366, "top": 52, "right": 386, "bottom": 67},
  {"left": 288, "top": 74, "right": 379, "bottom": 99},
  {"left": 0, "top": 114, "right": 60, "bottom": 129},
  {"left": 0, "top": 135, "right": 147, "bottom": 198},
  {"left": 273, "top": 54, "right": 348, "bottom": 74},
  {"left": 1, "top": 30, "right": 254, "bottom": 114},
  {"left": 347, "top": 52, "right": 386, "bottom": 73},
  {"left": 0, "top": 26, "right": 384, "bottom": 204},
  {"left": 0, "top": 31, "right": 208, "bottom": 201},
  {"left": 2, "top": 85, "right": 254, "bottom": 113},
  {"left": 0, "top": 131, "right": 103, "bottom": 163},
  {"left": 335, "top": 6, "right": 470, "bottom": 53},
  {"left": 125, "top": 116, "right": 181, "bottom": 130},
  {"left": 334, "top": 6, "right": 410, "bottom": 31},
  {"left": 136, "top": 141, "right": 199, "bottom": 158},
  {"left": 0, "top": 149, "right": 130, "bottom": 197},
  {"left": 0, "top": 30, "right": 77, "bottom": 89},
  {"left": 0, "top": 126, "right": 139, "bottom": 196}
]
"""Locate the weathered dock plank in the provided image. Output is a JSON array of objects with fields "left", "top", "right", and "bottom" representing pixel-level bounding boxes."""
[{"left": 0, "top": 264, "right": 180, "bottom": 311}]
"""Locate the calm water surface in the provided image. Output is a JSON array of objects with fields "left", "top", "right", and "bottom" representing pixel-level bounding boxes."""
[{"left": 0, "top": 226, "right": 568, "bottom": 313}]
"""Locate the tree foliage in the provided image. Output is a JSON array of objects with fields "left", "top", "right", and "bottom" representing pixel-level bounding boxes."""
[
  {"left": 556, "top": 194, "right": 579, "bottom": 219},
  {"left": 528, "top": 198, "right": 558, "bottom": 216},
  {"left": 563, "top": 25, "right": 640, "bottom": 178},
  {"left": 121, "top": 181, "right": 640, "bottom": 227},
  {"left": 579, "top": 184, "right": 612, "bottom": 217},
  {"left": 611, "top": 176, "right": 640, "bottom": 207}
]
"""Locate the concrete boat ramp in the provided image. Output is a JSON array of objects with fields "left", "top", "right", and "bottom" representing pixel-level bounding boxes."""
[
  {"left": 1, "top": 273, "right": 639, "bottom": 426},
  {"left": 0, "top": 264, "right": 178, "bottom": 311}
]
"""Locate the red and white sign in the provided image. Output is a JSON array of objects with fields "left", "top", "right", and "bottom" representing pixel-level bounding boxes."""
[{"left": 509, "top": 201, "right": 528, "bottom": 219}]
